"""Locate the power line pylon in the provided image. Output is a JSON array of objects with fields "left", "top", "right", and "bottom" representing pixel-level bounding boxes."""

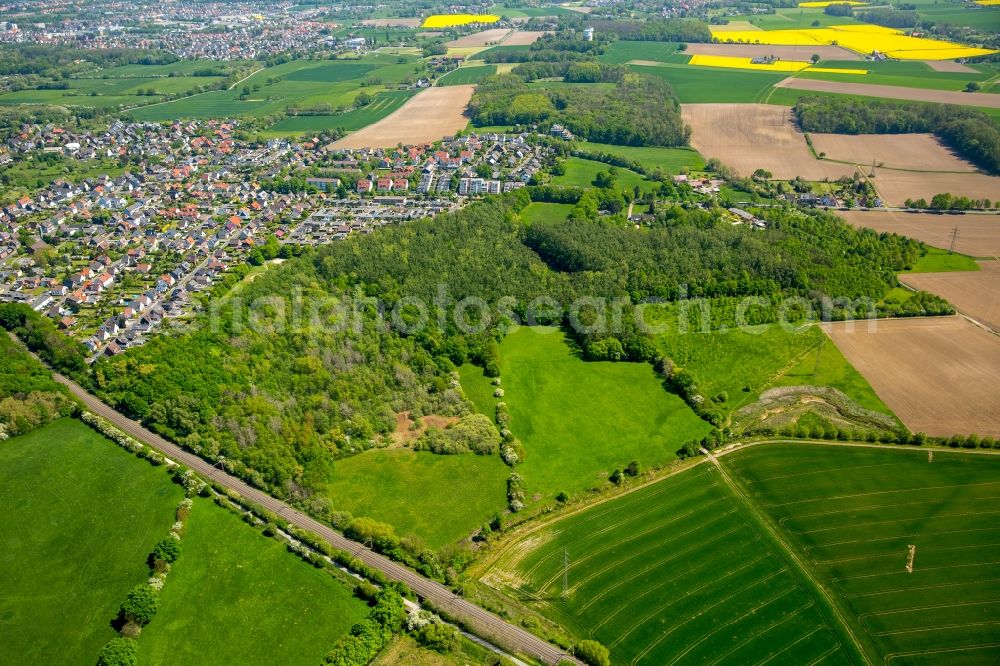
[
  {"left": 562, "top": 548, "right": 569, "bottom": 599},
  {"left": 948, "top": 227, "right": 960, "bottom": 254}
]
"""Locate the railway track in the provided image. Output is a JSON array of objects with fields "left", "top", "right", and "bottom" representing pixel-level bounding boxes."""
[{"left": 49, "top": 371, "right": 577, "bottom": 666}]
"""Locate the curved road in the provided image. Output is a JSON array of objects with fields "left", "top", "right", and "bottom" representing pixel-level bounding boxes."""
[{"left": 52, "top": 372, "right": 576, "bottom": 666}]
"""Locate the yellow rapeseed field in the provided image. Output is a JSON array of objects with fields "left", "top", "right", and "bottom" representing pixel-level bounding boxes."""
[
  {"left": 421, "top": 14, "right": 500, "bottom": 28},
  {"left": 974, "top": 0, "right": 1000, "bottom": 5},
  {"left": 688, "top": 54, "right": 867, "bottom": 74},
  {"left": 710, "top": 23, "right": 996, "bottom": 60}
]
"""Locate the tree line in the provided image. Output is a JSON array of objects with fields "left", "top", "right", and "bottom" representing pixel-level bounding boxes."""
[{"left": 795, "top": 96, "right": 1000, "bottom": 174}]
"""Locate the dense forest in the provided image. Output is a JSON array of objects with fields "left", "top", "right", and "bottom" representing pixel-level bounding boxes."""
[
  {"left": 795, "top": 97, "right": 1000, "bottom": 174},
  {"left": 469, "top": 71, "right": 688, "bottom": 147}
]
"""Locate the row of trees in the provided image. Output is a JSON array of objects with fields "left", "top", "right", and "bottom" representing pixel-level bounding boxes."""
[{"left": 795, "top": 97, "right": 1000, "bottom": 174}]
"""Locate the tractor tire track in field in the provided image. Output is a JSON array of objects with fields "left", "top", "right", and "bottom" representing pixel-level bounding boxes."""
[{"left": 703, "top": 446, "right": 875, "bottom": 665}]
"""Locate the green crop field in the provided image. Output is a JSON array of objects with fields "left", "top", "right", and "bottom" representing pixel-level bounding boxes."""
[
  {"left": 725, "top": 443, "right": 1000, "bottom": 664},
  {"left": 486, "top": 462, "right": 858, "bottom": 665},
  {"left": 266, "top": 89, "right": 418, "bottom": 135},
  {"left": 324, "top": 448, "right": 510, "bottom": 548},
  {"left": 551, "top": 157, "right": 656, "bottom": 193},
  {"left": 138, "top": 497, "right": 368, "bottom": 665},
  {"left": 798, "top": 60, "right": 994, "bottom": 92},
  {"left": 629, "top": 62, "right": 784, "bottom": 103},
  {"left": 574, "top": 141, "right": 705, "bottom": 173},
  {"left": 598, "top": 41, "right": 687, "bottom": 65},
  {"left": 460, "top": 327, "right": 712, "bottom": 501},
  {"left": 0, "top": 419, "right": 183, "bottom": 665},
  {"left": 728, "top": 8, "right": 861, "bottom": 30},
  {"left": 437, "top": 65, "right": 497, "bottom": 86},
  {"left": 470, "top": 45, "right": 531, "bottom": 61},
  {"left": 129, "top": 56, "right": 418, "bottom": 123},
  {"left": 909, "top": 0, "right": 1000, "bottom": 31}
]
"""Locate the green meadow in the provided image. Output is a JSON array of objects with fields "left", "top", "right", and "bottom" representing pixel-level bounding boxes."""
[
  {"left": 324, "top": 448, "right": 510, "bottom": 549},
  {"left": 518, "top": 202, "right": 574, "bottom": 225},
  {"left": 574, "top": 142, "right": 706, "bottom": 173},
  {"left": 138, "top": 497, "right": 368, "bottom": 665},
  {"left": 0, "top": 419, "right": 183, "bottom": 665},
  {"left": 903, "top": 247, "right": 982, "bottom": 273},
  {"left": 551, "top": 157, "right": 656, "bottom": 193},
  {"left": 460, "top": 327, "right": 712, "bottom": 501}
]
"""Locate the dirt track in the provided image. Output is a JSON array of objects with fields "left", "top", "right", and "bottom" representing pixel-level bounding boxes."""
[
  {"left": 774, "top": 77, "right": 1000, "bottom": 109},
  {"left": 838, "top": 210, "right": 1000, "bottom": 257},
  {"left": 901, "top": 261, "right": 1000, "bottom": 333},
  {"left": 686, "top": 43, "right": 860, "bottom": 60},
  {"left": 682, "top": 103, "right": 853, "bottom": 180},
  {"left": 823, "top": 316, "right": 1000, "bottom": 437},
  {"left": 328, "top": 85, "right": 474, "bottom": 149},
  {"left": 810, "top": 133, "right": 975, "bottom": 172}
]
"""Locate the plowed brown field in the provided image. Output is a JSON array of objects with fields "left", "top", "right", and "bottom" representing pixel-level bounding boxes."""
[
  {"left": 838, "top": 210, "right": 1000, "bottom": 257},
  {"left": 902, "top": 261, "right": 1000, "bottom": 333},
  {"left": 823, "top": 317, "right": 1000, "bottom": 437},
  {"left": 327, "top": 85, "right": 473, "bottom": 149}
]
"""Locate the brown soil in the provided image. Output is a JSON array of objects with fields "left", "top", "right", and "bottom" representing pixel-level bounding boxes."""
[
  {"left": 838, "top": 211, "right": 1000, "bottom": 258},
  {"left": 774, "top": 77, "right": 1000, "bottom": 109},
  {"left": 810, "top": 133, "right": 975, "bottom": 172},
  {"left": 682, "top": 103, "right": 854, "bottom": 180},
  {"left": 901, "top": 261, "right": 1000, "bottom": 333},
  {"left": 686, "top": 42, "right": 860, "bottom": 60},
  {"left": 327, "top": 85, "right": 474, "bottom": 149},
  {"left": 924, "top": 60, "right": 977, "bottom": 73},
  {"left": 446, "top": 29, "right": 512, "bottom": 48},
  {"left": 390, "top": 411, "right": 460, "bottom": 445},
  {"left": 823, "top": 317, "right": 1000, "bottom": 437}
]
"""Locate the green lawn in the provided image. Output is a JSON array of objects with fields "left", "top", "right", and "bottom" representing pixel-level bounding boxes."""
[
  {"left": 138, "top": 497, "right": 368, "bottom": 665},
  {"left": 629, "top": 62, "right": 784, "bottom": 103},
  {"left": 0, "top": 419, "right": 183, "bottom": 665},
  {"left": 488, "top": 462, "right": 857, "bottom": 665},
  {"left": 518, "top": 202, "right": 574, "bottom": 225},
  {"left": 462, "top": 327, "right": 712, "bottom": 501},
  {"left": 552, "top": 157, "right": 656, "bottom": 193},
  {"left": 725, "top": 443, "right": 1000, "bottom": 664},
  {"left": 903, "top": 246, "right": 982, "bottom": 273},
  {"left": 324, "top": 448, "right": 510, "bottom": 549},
  {"left": 574, "top": 142, "right": 705, "bottom": 173},
  {"left": 437, "top": 65, "right": 497, "bottom": 86}
]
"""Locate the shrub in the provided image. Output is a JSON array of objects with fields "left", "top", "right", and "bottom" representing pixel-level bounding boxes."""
[
  {"left": 119, "top": 584, "right": 159, "bottom": 626},
  {"left": 97, "top": 638, "right": 138, "bottom": 666},
  {"left": 417, "top": 622, "right": 459, "bottom": 653},
  {"left": 574, "top": 639, "right": 611, "bottom": 666},
  {"left": 345, "top": 517, "right": 400, "bottom": 552},
  {"left": 149, "top": 537, "right": 181, "bottom": 565}
]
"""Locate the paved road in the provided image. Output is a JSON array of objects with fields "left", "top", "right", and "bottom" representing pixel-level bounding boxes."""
[{"left": 51, "top": 371, "right": 576, "bottom": 665}]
